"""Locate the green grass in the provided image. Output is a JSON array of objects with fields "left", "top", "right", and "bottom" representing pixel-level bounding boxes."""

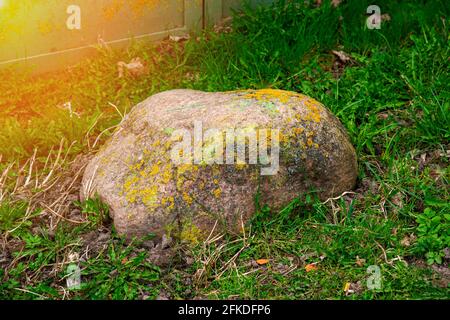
[{"left": 0, "top": 0, "right": 449, "bottom": 299}]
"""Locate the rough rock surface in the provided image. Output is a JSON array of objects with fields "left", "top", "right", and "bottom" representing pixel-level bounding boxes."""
[{"left": 81, "top": 89, "right": 357, "bottom": 241}]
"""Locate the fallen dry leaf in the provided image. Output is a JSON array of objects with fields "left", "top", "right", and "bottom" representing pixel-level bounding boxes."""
[
  {"left": 169, "top": 34, "right": 190, "bottom": 42},
  {"left": 256, "top": 259, "right": 270, "bottom": 266},
  {"left": 213, "top": 17, "right": 233, "bottom": 34},
  {"left": 377, "top": 112, "right": 389, "bottom": 120},
  {"left": 344, "top": 281, "right": 363, "bottom": 296},
  {"left": 117, "top": 58, "right": 148, "bottom": 78},
  {"left": 331, "top": 0, "right": 342, "bottom": 7},
  {"left": 401, "top": 234, "right": 416, "bottom": 247},
  {"left": 401, "top": 236, "right": 411, "bottom": 247},
  {"left": 381, "top": 13, "right": 391, "bottom": 22},
  {"left": 391, "top": 228, "right": 398, "bottom": 236},
  {"left": 305, "top": 263, "right": 318, "bottom": 272},
  {"left": 332, "top": 50, "right": 352, "bottom": 63},
  {"left": 391, "top": 193, "right": 404, "bottom": 210},
  {"left": 343, "top": 282, "right": 351, "bottom": 292},
  {"left": 355, "top": 256, "right": 366, "bottom": 267}
]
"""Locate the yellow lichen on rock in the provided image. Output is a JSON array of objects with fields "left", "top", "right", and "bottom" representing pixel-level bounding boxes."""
[
  {"left": 239, "top": 88, "right": 322, "bottom": 124},
  {"left": 141, "top": 185, "right": 159, "bottom": 208},
  {"left": 150, "top": 163, "right": 160, "bottom": 176},
  {"left": 123, "top": 175, "right": 140, "bottom": 203},
  {"left": 182, "top": 192, "right": 194, "bottom": 205},
  {"left": 162, "top": 166, "right": 173, "bottom": 184},
  {"left": 213, "top": 188, "right": 222, "bottom": 198},
  {"left": 241, "top": 89, "right": 306, "bottom": 104},
  {"left": 161, "top": 196, "right": 175, "bottom": 211},
  {"left": 302, "top": 99, "right": 322, "bottom": 123}
]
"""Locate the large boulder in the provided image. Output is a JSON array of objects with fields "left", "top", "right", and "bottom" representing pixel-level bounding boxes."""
[{"left": 81, "top": 89, "right": 357, "bottom": 241}]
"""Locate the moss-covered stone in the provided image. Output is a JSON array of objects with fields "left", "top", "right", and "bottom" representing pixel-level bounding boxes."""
[{"left": 81, "top": 89, "right": 357, "bottom": 242}]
